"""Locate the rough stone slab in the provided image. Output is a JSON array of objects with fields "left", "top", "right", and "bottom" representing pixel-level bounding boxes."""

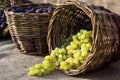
[{"left": 0, "top": 39, "right": 120, "bottom": 80}]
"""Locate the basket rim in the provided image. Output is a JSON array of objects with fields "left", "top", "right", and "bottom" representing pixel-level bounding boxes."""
[{"left": 6, "top": 11, "right": 53, "bottom": 16}]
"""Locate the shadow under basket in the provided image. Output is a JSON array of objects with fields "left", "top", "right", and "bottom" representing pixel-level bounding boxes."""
[
  {"left": 5, "top": 3, "right": 54, "bottom": 56},
  {"left": 47, "top": 0, "right": 120, "bottom": 75}
]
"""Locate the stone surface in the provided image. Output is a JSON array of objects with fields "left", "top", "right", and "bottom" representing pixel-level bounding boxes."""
[{"left": 0, "top": 38, "right": 120, "bottom": 80}]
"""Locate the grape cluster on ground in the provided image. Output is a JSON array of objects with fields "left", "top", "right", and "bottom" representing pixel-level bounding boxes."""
[{"left": 28, "top": 29, "right": 92, "bottom": 76}]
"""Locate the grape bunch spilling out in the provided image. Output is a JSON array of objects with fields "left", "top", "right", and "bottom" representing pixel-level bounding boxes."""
[
  {"left": 0, "top": 10, "right": 8, "bottom": 38},
  {"left": 10, "top": 6, "right": 55, "bottom": 13},
  {"left": 28, "top": 29, "right": 92, "bottom": 76}
]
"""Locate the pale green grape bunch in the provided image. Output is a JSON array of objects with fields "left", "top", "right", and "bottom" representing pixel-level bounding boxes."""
[
  {"left": 28, "top": 29, "right": 92, "bottom": 76},
  {"left": 60, "top": 29, "right": 92, "bottom": 71}
]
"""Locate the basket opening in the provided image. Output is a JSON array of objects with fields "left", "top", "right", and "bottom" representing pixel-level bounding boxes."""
[{"left": 51, "top": 5, "right": 92, "bottom": 49}]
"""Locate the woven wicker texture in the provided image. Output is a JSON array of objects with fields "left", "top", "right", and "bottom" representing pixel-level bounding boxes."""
[
  {"left": 47, "top": 0, "right": 120, "bottom": 75},
  {"left": 0, "top": 0, "right": 11, "bottom": 9},
  {"left": 10, "top": 0, "right": 32, "bottom": 7},
  {"left": 5, "top": 3, "right": 54, "bottom": 55}
]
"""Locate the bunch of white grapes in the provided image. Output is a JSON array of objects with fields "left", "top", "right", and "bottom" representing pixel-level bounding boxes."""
[{"left": 28, "top": 29, "right": 92, "bottom": 76}]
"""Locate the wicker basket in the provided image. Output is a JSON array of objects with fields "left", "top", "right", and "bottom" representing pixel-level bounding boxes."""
[
  {"left": 10, "top": 0, "right": 32, "bottom": 7},
  {"left": 5, "top": 3, "right": 55, "bottom": 55},
  {"left": 0, "top": 0, "right": 11, "bottom": 9},
  {"left": 0, "top": 0, "right": 31, "bottom": 38},
  {"left": 0, "top": 0, "right": 10, "bottom": 38},
  {"left": 47, "top": 0, "right": 120, "bottom": 75}
]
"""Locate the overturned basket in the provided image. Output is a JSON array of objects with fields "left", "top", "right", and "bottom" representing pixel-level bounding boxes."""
[
  {"left": 5, "top": 3, "right": 55, "bottom": 55},
  {"left": 47, "top": 0, "right": 120, "bottom": 75}
]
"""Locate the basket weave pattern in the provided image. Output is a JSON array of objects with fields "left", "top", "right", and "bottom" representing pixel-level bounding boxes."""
[
  {"left": 47, "top": 0, "right": 120, "bottom": 75},
  {"left": 6, "top": 4, "right": 53, "bottom": 55},
  {"left": 0, "top": 0, "right": 11, "bottom": 9}
]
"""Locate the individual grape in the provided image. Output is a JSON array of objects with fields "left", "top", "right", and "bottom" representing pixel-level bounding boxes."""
[
  {"left": 58, "top": 54, "right": 63, "bottom": 59},
  {"left": 60, "top": 61, "right": 67, "bottom": 67},
  {"left": 71, "top": 44, "right": 78, "bottom": 49},
  {"left": 35, "top": 64, "right": 42, "bottom": 69},
  {"left": 84, "top": 38, "right": 91, "bottom": 43},
  {"left": 34, "top": 69, "right": 40, "bottom": 75},
  {"left": 63, "top": 65, "right": 70, "bottom": 71},
  {"left": 29, "top": 67, "right": 35, "bottom": 71},
  {"left": 66, "top": 57, "right": 74, "bottom": 66},
  {"left": 73, "top": 51, "right": 81, "bottom": 59},
  {"left": 28, "top": 70, "right": 35, "bottom": 76},
  {"left": 40, "top": 68, "right": 46, "bottom": 75},
  {"left": 67, "top": 50, "right": 73, "bottom": 55},
  {"left": 73, "top": 39, "right": 79, "bottom": 45},
  {"left": 77, "top": 32, "right": 82, "bottom": 37},
  {"left": 66, "top": 45, "right": 73, "bottom": 50},
  {"left": 81, "top": 51, "right": 88, "bottom": 57},
  {"left": 58, "top": 48, "right": 66, "bottom": 54},
  {"left": 72, "top": 35, "right": 78, "bottom": 40},
  {"left": 80, "top": 34, "right": 86, "bottom": 39},
  {"left": 63, "top": 55, "right": 68, "bottom": 60},
  {"left": 81, "top": 43, "right": 86, "bottom": 49},
  {"left": 86, "top": 42, "right": 92, "bottom": 49}
]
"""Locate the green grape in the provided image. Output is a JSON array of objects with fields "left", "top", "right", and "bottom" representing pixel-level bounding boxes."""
[
  {"left": 59, "top": 48, "right": 66, "bottom": 54},
  {"left": 70, "top": 41, "right": 74, "bottom": 45},
  {"left": 74, "top": 59, "right": 80, "bottom": 65},
  {"left": 29, "top": 67, "right": 35, "bottom": 71},
  {"left": 77, "top": 32, "right": 82, "bottom": 37},
  {"left": 55, "top": 61, "right": 60, "bottom": 67},
  {"left": 86, "top": 42, "right": 92, "bottom": 48},
  {"left": 28, "top": 70, "right": 35, "bottom": 76},
  {"left": 73, "top": 51, "right": 81, "bottom": 59},
  {"left": 50, "top": 52, "right": 56, "bottom": 57},
  {"left": 58, "top": 58, "right": 63, "bottom": 63},
  {"left": 63, "top": 65, "right": 70, "bottom": 71},
  {"left": 66, "top": 45, "right": 73, "bottom": 50},
  {"left": 81, "top": 51, "right": 88, "bottom": 57},
  {"left": 71, "top": 44, "right": 78, "bottom": 49},
  {"left": 38, "top": 71, "right": 42, "bottom": 76},
  {"left": 88, "top": 31, "right": 92, "bottom": 37},
  {"left": 79, "top": 56, "right": 84, "bottom": 61},
  {"left": 84, "top": 38, "right": 91, "bottom": 43},
  {"left": 45, "top": 55, "right": 55, "bottom": 63},
  {"left": 67, "top": 58, "right": 75, "bottom": 66},
  {"left": 83, "top": 30, "right": 88, "bottom": 35},
  {"left": 81, "top": 47, "right": 89, "bottom": 52},
  {"left": 34, "top": 69, "right": 40, "bottom": 75},
  {"left": 52, "top": 47, "right": 59, "bottom": 54},
  {"left": 80, "top": 34, "right": 86, "bottom": 39},
  {"left": 58, "top": 54, "right": 63, "bottom": 59},
  {"left": 40, "top": 68, "right": 47, "bottom": 75},
  {"left": 67, "top": 50, "right": 73, "bottom": 55},
  {"left": 73, "top": 39, "right": 79, "bottom": 45},
  {"left": 42, "top": 60, "right": 51, "bottom": 68},
  {"left": 81, "top": 43, "right": 86, "bottom": 48},
  {"left": 60, "top": 61, "right": 68, "bottom": 67},
  {"left": 35, "top": 64, "right": 42, "bottom": 69},
  {"left": 80, "top": 60, "right": 86, "bottom": 64},
  {"left": 80, "top": 29, "right": 84, "bottom": 33},
  {"left": 63, "top": 55, "right": 68, "bottom": 60},
  {"left": 72, "top": 35, "right": 78, "bottom": 40}
]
